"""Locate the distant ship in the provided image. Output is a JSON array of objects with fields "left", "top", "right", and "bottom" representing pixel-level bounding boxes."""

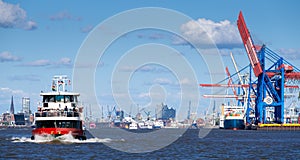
[
  {"left": 219, "top": 105, "right": 245, "bottom": 130},
  {"left": 31, "top": 75, "right": 86, "bottom": 140}
]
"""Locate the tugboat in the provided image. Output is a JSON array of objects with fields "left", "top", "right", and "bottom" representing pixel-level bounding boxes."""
[{"left": 31, "top": 75, "right": 86, "bottom": 140}]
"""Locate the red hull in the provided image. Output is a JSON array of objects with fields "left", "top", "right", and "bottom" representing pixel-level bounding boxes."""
[{"left": 32, "top": 128, "right": 85, "bottom": 139}]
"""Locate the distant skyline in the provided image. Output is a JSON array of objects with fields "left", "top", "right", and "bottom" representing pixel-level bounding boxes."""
[{"left": 1, "top": 0, "right": 300, "bottom": 119}]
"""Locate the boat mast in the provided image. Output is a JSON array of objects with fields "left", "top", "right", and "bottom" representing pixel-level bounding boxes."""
[{"left": 51, "top": 75, "right": 70, "bottom": 92}]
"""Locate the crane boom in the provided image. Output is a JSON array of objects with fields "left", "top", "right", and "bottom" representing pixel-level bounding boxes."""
[
  {"left": 230, "top": 53, "right": 244, "bottom": 86},
  {"left": 199, "top": 83, "right": 298, "bottom": 88},
  {"left": 225, "top": 67, "right": 238, "bottom": 100},
  {"left": 237, "top": 11, "right": 263, "bottom": 77}
]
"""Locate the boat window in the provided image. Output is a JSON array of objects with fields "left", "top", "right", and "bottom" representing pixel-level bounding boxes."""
[
  {"left": 43, "top": 95, "right": 78, "bottom": 103},
  {"left": 74, "top": 96, "right": 78, "bottom": 102},
  {"left": 36, "top": 121, "right": 55, "bottom": 128},
  {"left": 56, "top": 95, "right": 64, "bottom": 102},
  {"left": 43, "top": 96, "right": 55, "bottom": 102},
  {"left": 55, "top": 120, "right": 80, "bottom": 129},
  {"left": 43, "top": 96, "right": 47, "bottom": 102},
  {"left": 49, "top": 96, "right": 55, "bottom": 102},
  {"left": 65, "top": 95, "right": 70, "bottom": 102},
  {"left": 70, "top": 96, "right": 74, "bottom": 102}
]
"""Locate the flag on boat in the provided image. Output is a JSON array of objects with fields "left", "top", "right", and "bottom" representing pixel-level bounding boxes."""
[{"left": 58, "top": 80, "right": 64, "bottom": 85}]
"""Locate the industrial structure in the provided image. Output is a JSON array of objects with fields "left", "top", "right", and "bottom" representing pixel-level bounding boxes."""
[
  {"left": 22, "top": 97, "right": 30, "bottom": 115},
  {"left": 161, "top": 104, "right": 176, "bottom": 120},
  {"left": 22, "top": 97, "right": 31, "bottom": 125},
  {"left": 201, "top": 11, "right": 300, "bottom": 127},
  {"left": 237, "top": 11, "right": 300, "bottom": 125}
]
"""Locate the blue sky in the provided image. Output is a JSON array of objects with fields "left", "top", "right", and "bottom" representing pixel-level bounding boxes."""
[{"left": 1, "top": 0, "right": 300, "bottom": 119}]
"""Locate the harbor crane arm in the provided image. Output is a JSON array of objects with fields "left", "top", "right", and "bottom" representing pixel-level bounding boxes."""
[
  {"left": 226, "top": 67, "right": 238, "bottom": 100},
  {"left": 230, "top": 52, "right": 247, "bottom": 94},
  {"left": 237, "top": 11, "right": 263, "bottom": 77}
]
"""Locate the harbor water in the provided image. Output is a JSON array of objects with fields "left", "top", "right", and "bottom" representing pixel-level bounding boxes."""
[{"left": 1, "top": 127, "right": 300, "bottom": 159}]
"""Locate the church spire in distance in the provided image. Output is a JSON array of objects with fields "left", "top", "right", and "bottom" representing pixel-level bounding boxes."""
[{"left": 10, "top": 96, "right": 14, "bottom": 114}]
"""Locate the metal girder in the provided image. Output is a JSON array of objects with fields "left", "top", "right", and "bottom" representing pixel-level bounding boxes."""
[{"left": 237, "top": 11, "right": 263, "bottom": 77}]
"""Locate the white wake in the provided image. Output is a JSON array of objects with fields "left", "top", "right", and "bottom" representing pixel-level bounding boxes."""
[{"left": 10, "top": 133, "right": 124, "bottom": 144}]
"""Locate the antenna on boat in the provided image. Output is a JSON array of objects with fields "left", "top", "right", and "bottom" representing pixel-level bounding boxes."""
[{"left": 51, "top": 75, "right": 70, "bottom": 92}]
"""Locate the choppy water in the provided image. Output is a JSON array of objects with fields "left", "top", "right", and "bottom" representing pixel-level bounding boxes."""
[{"left": 1, "top": 127, "right": 300, "bottom": 159}]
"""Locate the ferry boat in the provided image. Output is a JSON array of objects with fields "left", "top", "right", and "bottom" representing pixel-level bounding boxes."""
[
  {"left": 220, "top": 105, "right": 245, "bottom": 130},
  {"left": 31, "top": 75, "right": 86, "bottom": 140}
]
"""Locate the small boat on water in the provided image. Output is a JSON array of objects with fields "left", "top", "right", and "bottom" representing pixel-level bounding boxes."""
[{"left": 31, "top": 75, "right": 86, "bottom": 140}]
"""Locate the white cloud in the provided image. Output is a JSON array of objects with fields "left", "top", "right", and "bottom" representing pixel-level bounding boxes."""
[
  {"left": 136, "top": 86, "right": 168, "bottom": 108},
  {"left": 0, "top": 51, "right": 22, "bottom": 62},
  {"left": 277, "top": 48, "right": 300, "bottom": 59},
  {"left": 111, "top": 93, "right": 128, "bottom": 99},
  {"left": 139, "top": 65, "right": 169, "bottom": 73},
  {"left": 150, "top": 78, "right": 196, "bottom": 87},
  {"left": 57, "top": 57, "right": 71, "bottom": 65},
  {"left": 21, "top": 57, "right": 73, "bottom": 67},
  {"left": 9, "top": 74, "right": 41, "bottom": 82},
  {"left": 24, "top": 20, "right": 37, "bottom": 30},
  {"left": 175, "top": 18, "right": 242, "bottom": 49},
  {"left": 0, "top": 87, "right": 10, "bottom": 92},
  {"left": 81, "top": 25, "right": 93, "bottom": 33},
  {"left": 138, "top": 92, "right": 150, "bottom": 98},
  {"left": 137, "top": 33, "right": 166, "bottom": 40},
  {"left": 138, "top": 91, "right": 168, "bottom": 99},
  {"left": 119, "top": 65, "right": 168, "bottom": 73},
  {"left": 74, "top": 61, "right": 103, "bottom": 68},
  {"left": 178, "top": 78, "right": 191, "bottom": 85},
  {"left": 0, "top": 87, "right": 25, "bottom": 96},
  {"left": 49, "top": 11, "right": 81, "bottom": 21},
  {"left": 0, "top": 0, "right": 37, "bottom": 30},
  {"left": 24, "top": 59, "right": 51, "bottom": 66},
  {"left": 153, "top": 78, "right": 173, "bottom": 85},
  {"left": 118, "top": 66, "right": 135, "bottom": 72}
]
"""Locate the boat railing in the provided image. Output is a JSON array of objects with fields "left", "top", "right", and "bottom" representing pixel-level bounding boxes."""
[{"left": 35, "top": 111, "right": 80, "bottom": 117}]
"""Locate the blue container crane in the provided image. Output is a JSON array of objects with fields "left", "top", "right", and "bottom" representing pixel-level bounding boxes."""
[{"left": 237, "top": 11, "right": 300, "bottom": 124}]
